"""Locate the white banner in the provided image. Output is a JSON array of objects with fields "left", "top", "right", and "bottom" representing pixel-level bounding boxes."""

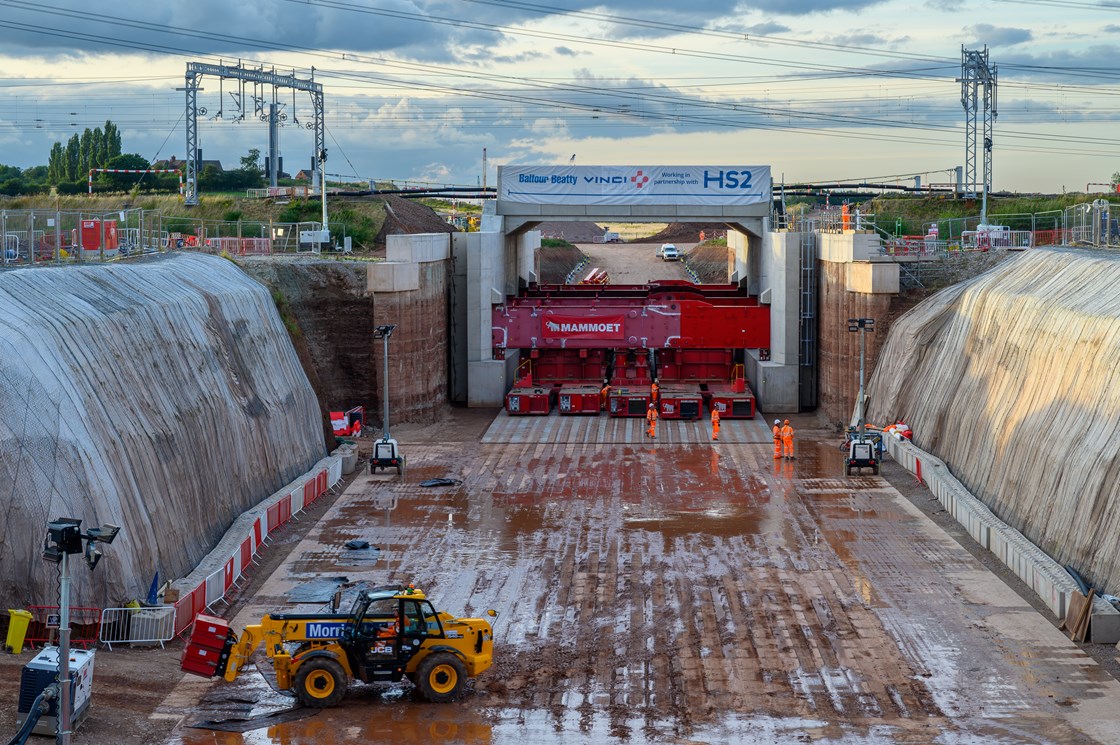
[{"left": 499, "top": 165, "right": 771, "bottom": 206}]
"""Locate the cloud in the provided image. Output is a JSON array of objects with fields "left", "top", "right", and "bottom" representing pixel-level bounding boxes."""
[
  {"left": 925, "top": 0, "right": 964, "bottom": 9},
  {"left": 965, "top": 24, "right": 1033, "bottom": 47},
  {"left": 825, "top": 32, "right": 897, "bottom": 46},
  {"left": 554, "top": 46, "right": 581, "bottom": 57},
  {"left": 742, "top": 22, "right": 792, "bottom": 35},
  {"left": 1105, "top": 24, "right": 1120, "bottom": 33},
  {"left": 737, "top": 0, "right": 887, "bottom": 15}
]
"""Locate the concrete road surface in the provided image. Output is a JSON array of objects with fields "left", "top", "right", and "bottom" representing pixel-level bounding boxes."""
[
  {"left": 576, "top": 242, "right": 696, "bottom": 284},
  {"left": 162, "top": 412, "right": 1120, "bottom": 745}
]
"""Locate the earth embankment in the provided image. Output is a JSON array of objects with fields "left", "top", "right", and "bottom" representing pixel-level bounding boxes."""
[
  {"left": 0, "top": 254, "right": 323, "bottom": 607},
  {"left": 867, "top": 247, "right": 1120, "bottom": 594}
]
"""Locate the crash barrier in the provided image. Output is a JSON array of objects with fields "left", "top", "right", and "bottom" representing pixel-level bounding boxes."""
[
  {"left": 22, "top": 606, "right": 102, "bottom": 649},
  {"left": 99, "top": 606, "right": 176, "bottom": 650},
  {"left": 884, "top": 435, "right": 1120, "bottom": 643},
  {"left": 563, "top": 258, "right": 589, "bottom": 285},
  {"left": 170, "top": 455, "right": 342, "bottom": 636}
]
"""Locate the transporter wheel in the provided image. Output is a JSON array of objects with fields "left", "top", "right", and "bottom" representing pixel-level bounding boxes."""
[
  {"left": 416, "top": 652, "right": 467, "bottom": 703},
  {"left": 294, "top": 657, "right": 348, "bottom": 708}
]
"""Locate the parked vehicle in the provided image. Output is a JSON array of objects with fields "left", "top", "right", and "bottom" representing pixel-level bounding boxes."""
[{"left": 659, "top": 243, "right": 680, "bottom": 261}]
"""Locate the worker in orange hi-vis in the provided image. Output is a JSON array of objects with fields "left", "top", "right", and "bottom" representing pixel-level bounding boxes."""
[
  {"left": 711, "top": 407, "right": 721, "bottom": 441},
  {"left": 772, "top": 419, "right": 782, "bottom": 459},
  {"left": 781, "top": 419, "right": 795, "bottom": 459},
  {"left": 646, "top": 403, "right": 658, "bottom": 439},
  {"left": 650, "top": 380, "right": 659, "bottom": 406},
  {"left": 600, "top": 380, "right": 610, "bottom": 410}
]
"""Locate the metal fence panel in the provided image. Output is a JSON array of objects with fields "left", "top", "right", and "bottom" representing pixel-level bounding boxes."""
[{"left": 99, "top": 606, "right": 176, "bottom": 650}]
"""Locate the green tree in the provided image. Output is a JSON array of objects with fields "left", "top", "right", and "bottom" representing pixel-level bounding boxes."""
[
  {"left": 240, "top": 148, "right": 261, "bottom": 173},
  {"left": 1111, "top": 171, "right": 1120, "bottom": 189},
  {"left": 65, "top": 133, "right": 81, "bottom": 181},
  {"left": 104, "top": 120, "right": 121, "bottom": 159},
  {"left": 79, "top": 127, "right": 94, "bottom": 175},
  {"left": 47, "top": 142, "right": 64, "bottom": 183}
]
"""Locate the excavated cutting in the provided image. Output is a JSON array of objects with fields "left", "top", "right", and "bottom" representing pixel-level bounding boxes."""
[
  {"left": 0, "top": 254, "right": 324, "bottom": 607},
  {"left": 867, "top": 247, "right": 1120, "bottom": 594}
]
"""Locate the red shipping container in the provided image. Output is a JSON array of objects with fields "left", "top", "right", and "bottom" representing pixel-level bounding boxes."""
[
  {"left": 557, "top": 385, "right": 602, "bottom": 415},
  {"left": 189, "top": 613, "right": 231, "bottom": 651},
  {"left": 506, "top": 387, "right": 553, "bottom": 415}
]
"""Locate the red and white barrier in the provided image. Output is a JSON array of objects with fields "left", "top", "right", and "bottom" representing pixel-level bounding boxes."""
[{"left": 170, "top": 455, "right": 341, "bottom": 636}]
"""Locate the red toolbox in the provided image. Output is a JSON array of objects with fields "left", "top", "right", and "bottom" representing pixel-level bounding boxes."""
[
  {"left": 659, "top": 386, "right": 703, "bottom": 420},
  {"left": 189, "top": 613, "right": 231, "bottom": 650},
  {"left": 181, "top": 614, "right": 234, "bottom": 678},
  {"left": 558, "top": 385, "right": 603, "bottom": 415},
  {"left": 607, "top": 387, "right": 651, "bottom": 417},
  {"left": 506, "top": 386, "right": 554, "bottom": 415}
]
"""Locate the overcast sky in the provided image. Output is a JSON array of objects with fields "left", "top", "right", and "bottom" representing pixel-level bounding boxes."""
[{"left": 1, "top": 0, "right": 1119, "bottom": 193}]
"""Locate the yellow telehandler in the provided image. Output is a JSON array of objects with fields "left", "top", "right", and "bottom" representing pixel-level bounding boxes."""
[{"left": 181, "top": 586, "right": 496, "bottom": 706}]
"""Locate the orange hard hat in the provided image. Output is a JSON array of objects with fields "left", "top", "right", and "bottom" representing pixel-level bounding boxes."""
[{"left": 784, "top": 419, "right": 790, "bottom": 424}]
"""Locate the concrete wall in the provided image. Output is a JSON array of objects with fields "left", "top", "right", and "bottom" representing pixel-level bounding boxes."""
[
  {"left": 462, "top": 230, "right": 509, "bottom": 406},
  {"left": 817, "top": 232, "right": 901, "bottom": 425},
  {"left": 735, "top": 228, "right": 800, "bottom": 413}
]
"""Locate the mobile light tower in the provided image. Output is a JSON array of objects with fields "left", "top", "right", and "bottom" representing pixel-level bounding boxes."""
[
  {"left": 843, "top": 318, "right": 881, "bottom": 476},
  {"left": 41, "top": 518, "right": 120, "bottom": 745},
  {"left": 848, "top": 317, "right": 876, "bottom": 428},
  {"left": 369, "top": 324, "right": 405, "bottom": 475}
]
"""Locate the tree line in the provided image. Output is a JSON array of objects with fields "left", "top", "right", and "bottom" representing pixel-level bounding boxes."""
[{"left": 0, "top": 120, "right": 266, "bottom": 196}]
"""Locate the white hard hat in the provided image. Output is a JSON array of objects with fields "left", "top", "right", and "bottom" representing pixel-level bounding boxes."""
[{"left": 774, "top": 419, "right": 780, "bottom": 426}]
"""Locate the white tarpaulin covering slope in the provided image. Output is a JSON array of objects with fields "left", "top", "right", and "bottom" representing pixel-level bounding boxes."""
[
  {"left": 0, "top": 254, "right": 323, "bottom": 607},
  {"left": 867, "top": 248, "right": 1120, "bottom": 593}
]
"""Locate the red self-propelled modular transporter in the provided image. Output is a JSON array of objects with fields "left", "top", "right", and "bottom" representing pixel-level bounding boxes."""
[{"left": 493, "top": 281, "right": 769, "bottom": 417}]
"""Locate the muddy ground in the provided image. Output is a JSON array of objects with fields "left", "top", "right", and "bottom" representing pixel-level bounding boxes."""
[{"left": 2, "top": 410, "right": 1119, "bottom": 745}]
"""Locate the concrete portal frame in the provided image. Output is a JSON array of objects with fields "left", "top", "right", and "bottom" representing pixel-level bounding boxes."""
[
  {"left": 183, "top": 62, "right": 324, "bottom": 206},
  {"left": 452, "top": 187, "right": 809, "bottom": 415}
]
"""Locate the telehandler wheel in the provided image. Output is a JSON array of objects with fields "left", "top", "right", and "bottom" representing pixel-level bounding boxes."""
[
  {"left": 416, "top": 652, "right": 467, "bottom": 702},
  {"left": 845, "top": 465, "right": 852, "bottom": 476},
  {"left": 872, "top": 464, "right": 880, "bottom": 475},
  {"left": 294, "top": 657, "right": 348, "bottom": 708}
]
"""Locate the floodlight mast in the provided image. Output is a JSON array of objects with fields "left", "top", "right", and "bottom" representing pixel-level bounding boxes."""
[
  {"left": 373, "top": 324, "right": 397, "bottom": 441},
  {"left": 847, "top": 318, "right": 875, "bottom": 429},
  {"left": 42, "top": 519, "right": 120, "bottom": 745}
]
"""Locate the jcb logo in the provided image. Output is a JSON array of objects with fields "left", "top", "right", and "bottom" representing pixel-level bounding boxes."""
[{"left": 371, "top": 644, "right": 393, "bottom": 654}]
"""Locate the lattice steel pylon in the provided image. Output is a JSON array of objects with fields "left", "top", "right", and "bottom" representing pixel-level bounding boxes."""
[
  {"left": 958, "top": 46, "right": 997, "bottom": 199},
  {"left": 183, "top": 62, "right": 324, "bottom": 205}
]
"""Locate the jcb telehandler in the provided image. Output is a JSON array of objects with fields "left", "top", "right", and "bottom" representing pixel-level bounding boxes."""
[{"left": 181, "top": 586, "right": 496, "bottom": 706}]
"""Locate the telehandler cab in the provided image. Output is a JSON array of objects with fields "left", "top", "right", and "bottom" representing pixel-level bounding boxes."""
[{"left": 181, "top": 586, "right": 496, "bottom": 706}]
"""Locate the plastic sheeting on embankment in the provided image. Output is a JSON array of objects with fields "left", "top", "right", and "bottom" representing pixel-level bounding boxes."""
[
  {"left": 867, "top": 247, "right": 1120, "bottom": 597},
  {"left": 169, "top": 453, "right": 341, "bottom": 636},
  {"left": 0, "top": 254, "right": 324, "bottom": 608}
]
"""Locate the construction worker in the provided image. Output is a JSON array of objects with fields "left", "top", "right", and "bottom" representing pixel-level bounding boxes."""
[
  {"left": 646, "top": 403, "right": 658, "bottom": 439},
  {"left": 772, "top": 419, "right": 782, "bottom": 459},
  {"left": 650, "top": 379, "right": 659, "bottom": 407},
  {"left": 781, "top": 419, "right": 795, "bottom": 459},
  {"left": 711, "top": 406, "right": 721, "bottom": 441},
  {"left": 600, "top": 380, "right": 610, "bottom": 411}
]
